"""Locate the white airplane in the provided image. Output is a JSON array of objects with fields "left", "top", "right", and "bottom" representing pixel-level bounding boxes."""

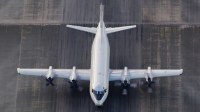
[{"left": 17, "top": 4, "right": 183, "bottom": 106}]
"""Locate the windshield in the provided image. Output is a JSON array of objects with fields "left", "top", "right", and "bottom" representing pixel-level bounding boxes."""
[
  {"left": 92, "top": 89, "right": 105, "bottom": 100},
  {"left": 93, "top": 90, "right": 104, "bottom": 94}
]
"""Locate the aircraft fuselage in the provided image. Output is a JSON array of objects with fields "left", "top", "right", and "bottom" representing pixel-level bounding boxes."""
[{"left": 90, "top": 21, "right": 110, "bottom": 106}]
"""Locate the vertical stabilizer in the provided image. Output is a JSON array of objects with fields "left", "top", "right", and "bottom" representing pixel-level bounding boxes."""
[
  {"left": 100, "top": 4, "right": 104, "bottom": 28},
  {"left": 100, "top": 4, "right": 104, "bottom": 21}
]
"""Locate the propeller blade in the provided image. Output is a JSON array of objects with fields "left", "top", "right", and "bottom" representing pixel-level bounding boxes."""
[
  {"left": 154, "top": 79, "right": 159, "bottom": 85},
  {"left": 50, "top": 82, "right": 55, "bottom": 86},
  {"left": 77, "top": 86, "right": 83, "bottom": 92},
  {"left": 42, "top": 83, "right": 50, "bottom": 89},
  {"left": 115, "top": 82, "right": 121, "bottom": 86},
  {"left": 48, "top": 81, "right": 58, "bottom": 90},
  {"left": 122, "top": 89, "right": 128, "bottom": 95},
  {"left": 130, "top": 83, "right": 137, "bottom": 88},
  {"left": 41, "top": 76, "right": 58, "bottom": 90},
  {"left": 67, "top": 88, "right": 72, "bottom": 93},
  {"left": 148, "top": 87, "right": 152, "bottom": 93},
  {"left": 139, "top": 81, "right": 148, "bottom": 86},
  {"left": 41, "top": 75, "right": 46, "bottom": 80},
  {"left": 42, "top": 86, "right": 46, "bottom": 89},
  {"left": 67, "top": 80, "right": 83, "bottom": 92},
  {"left": 53, "top": 85, "right": 58, "bottom": 90},
  {"left": 68, "top": 81, "right": 75, "bottom": 88}
]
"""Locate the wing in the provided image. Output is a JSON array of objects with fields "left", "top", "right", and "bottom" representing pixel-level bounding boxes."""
[
  {"left": 53, "top": 69, "right": 90, "bottom": 80},
  {"left": 17, "top": 68, "right": 90, "bottom": 81},
  {"left": 109, "top": 70, "right": 123, "bottom": 81},
  {"left": 66, "top": 25, "right": 97, "bottom": 34},
  {"left": 109, "top": 69, "right": 146, "bottom": 81},
  {"left": 109, "top": 69, "right": 183, "bottom": 81}
]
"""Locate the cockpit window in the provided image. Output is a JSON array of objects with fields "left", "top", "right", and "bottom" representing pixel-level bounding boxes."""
[
  {"left": 93, "top": 90, "right": 98, "bottom": 94},
  {"left": 92, "top": 90, "right": 105, "bottom": 94},
  {"left": 92, "top": 89, "right": 105, "bottom": 100},
  {"left": 99, "top": 91, "right": 104, "bottom": 94}
]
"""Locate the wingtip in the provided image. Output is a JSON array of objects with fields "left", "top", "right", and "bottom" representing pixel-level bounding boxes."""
[
  {"left": 126, "top": 25, "right": 136, "bottom": 29},
  {"left": 180, "top": 69, "right": 183, "bottom": 75},
  {"left": 17, "top": 68, "right": 20, "bottom": 74},
  {"left": 131, "top": 25, "right": 137, "bottom": 28}
]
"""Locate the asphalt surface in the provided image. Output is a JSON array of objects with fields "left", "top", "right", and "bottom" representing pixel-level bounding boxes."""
[
  {"left": 0, "top": 0, "right": 200, "bottom": 24},
  {"left": 0, "top": 25, "right": 199, "bottom": 112},
  {"left": 0, "top": 0, "right": 200, "bottom": 112}
]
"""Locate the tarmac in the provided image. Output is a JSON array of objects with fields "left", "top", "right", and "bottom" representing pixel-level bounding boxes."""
[
  {"left": 0, "top": 0, "right": 199, "bottom": 24},
  {"left": 0, "top": 0, "right": 200, "bottom": 112}
]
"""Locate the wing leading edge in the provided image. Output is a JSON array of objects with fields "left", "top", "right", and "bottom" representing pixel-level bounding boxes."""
[
  {"left": 17, "top": 67, "right": 90, "bottom": 81},
  {"left": 109, "top": 68, "right": 183, "bottom": 81}
]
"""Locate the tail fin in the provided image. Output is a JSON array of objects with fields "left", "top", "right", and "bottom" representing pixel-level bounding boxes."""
[
  {"left": 100, "top": 4, "right": 104, "bottom": 28},
  {"left": 100, "top": 4, "right": 104, "bottom": 22},
  {"left": 66, "top": 25, "right": 97, "bottom": 34},
  {"left": 105, "top": 25, "right": 136, "bottom": 34},
  {"left": 67, "top": 4, "right": 136, "bottom": 34}
]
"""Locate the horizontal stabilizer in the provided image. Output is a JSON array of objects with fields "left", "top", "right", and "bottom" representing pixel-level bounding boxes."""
[
  {"left": 106, "top": 25, "right": 136, "bottom": 34},
  {"left": 66, "top": 25, "right": 97, "bottom": 34}
]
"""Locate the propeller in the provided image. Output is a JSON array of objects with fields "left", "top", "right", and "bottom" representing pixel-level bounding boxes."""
[
  {"left": 114, "top": 82, "right": 121, "bottom": 86},
  {"left": 139, "top": 78, "right": 159, "bottom": 93},
  {"left": 66, "top": 79, "right": 83, "bottom": 93},
  {"left": 122, "top": 89, "right": 128, "bottom": 95},
  {"left": 130, "top": 83, "right": 137, "bottom": 88},
  {"left": 115, "top": 80, "right": 137, "bottom": 95},
  {"left": 42, "top": 76, "right": 58, "bottom": 90},
  {"left": 122, "top": 80, "right": 129, "bottom": 95}
]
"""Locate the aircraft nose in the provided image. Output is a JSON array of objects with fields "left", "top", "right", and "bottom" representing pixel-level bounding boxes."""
[{"left": 95, "top": 100, "right": 102, "bottom": 106}]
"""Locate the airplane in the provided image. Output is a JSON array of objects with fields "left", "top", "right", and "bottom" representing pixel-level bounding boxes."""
[{"left": 17, "top": 4, "right": 183, "bottom": 106}]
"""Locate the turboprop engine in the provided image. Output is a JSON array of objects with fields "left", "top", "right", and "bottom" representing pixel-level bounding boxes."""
[
  {"left": 139, "top": 67, "right": 159, "bottom": 93},
  {"left": 115, "top": 67, "right": 137, "bottom": 95},
  {"left": 66, "top": 66, "right": 83, "bottom": 92},
  {"left": 41, "top": 66, "right": 58, "bottom": 90}
]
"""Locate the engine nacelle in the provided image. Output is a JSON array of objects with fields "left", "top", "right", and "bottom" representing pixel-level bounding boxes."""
[
  {"left": 121, "top": 67, "right": 130, "bottom": 83},
  {"left": 117, "top": 67, "right": 137, "bottom": 95},
  {"left": 46, "top": 66, "right": 57, "bottom": 78},
  {"left": 121, "top": 67, "right": 130, "bottom": 84},
  {"left": 69, "top": 66, "right": 78, "bottom": 81},
  {"left": 67, "top": 66, "right": 83, "bottom": 92},
  {"left": 42, "top": 66, "right": 58, "bottom": 89},
  {"left": 146, "top": 67, "right": 153, "bottom": 82}
]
